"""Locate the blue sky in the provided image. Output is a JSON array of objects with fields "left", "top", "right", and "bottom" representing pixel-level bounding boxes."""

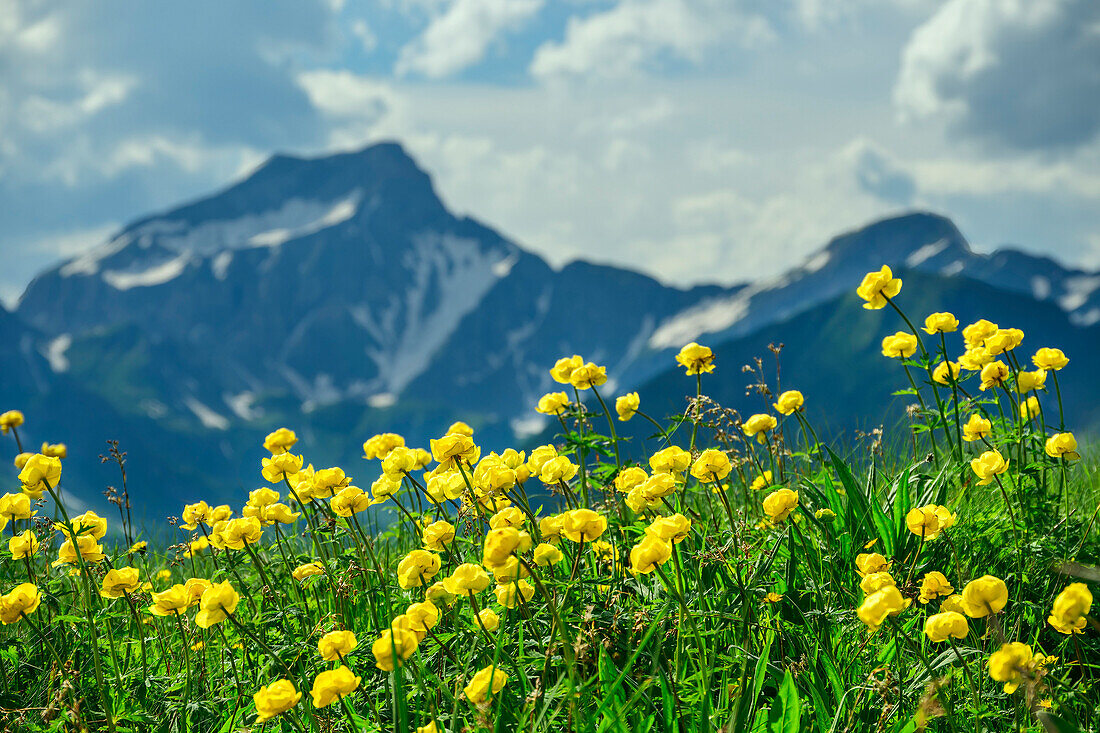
[{"left": 1, "top": 0, "right": 1099, "bottom": 304}]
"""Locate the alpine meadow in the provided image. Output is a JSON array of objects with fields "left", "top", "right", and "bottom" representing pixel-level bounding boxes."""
[{"left": 0, "top": 264, "right": 1097, "bottom": 733}]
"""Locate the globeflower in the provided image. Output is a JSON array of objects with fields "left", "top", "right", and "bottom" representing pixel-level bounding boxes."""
[
  {"left": 924, "top": 611, "right": 968, "bottom": 642},
  {"left": 1045, "top": 432, "right": 1081, "bottom": 461},
  {"left": 1048, "top": 583, "right": 1092, "bottom": 635},
  {"left": 465, "top": 665, "right": 508, "bottom": 705},
  {"left": 219, "top": 516, "right": 262, "bottom": 550},
  {"left": 932, "top": 361, "right": 960, "bottom": 385},
  {"left": 881, "top": 332, "right": 918, "bottom": 359},
  {"left": 318, "top": 630, "right": 358, "bottom": 661},
  {"left": 742, "top": 414, "right": 777, "bottom": 444},
  {"left": 261, "top": 453, "right": 303, "bottom": 483},
  {"left": 961, "top": 575, "right": 1008, "bottom": 617},
  {"left": 56, "top": 510, "right": 107, "bottom": 540},
  {"left": 1020, "top": 396, "right": 1042, "bottom": 420},
  {"left": 750, "top": 471, "right": 773, "bottom": 492},
  {"left": 397, "top": 550, "right": 442, "bottom": 589},
  {"left": 856, "top": 266, "right": 902, "bottom": 309},
  {"left": 549, "top": 355, "right": 583, "bottom": 384},
  {"left": 1015, "top": 369, "right": 1047, "bottom": 393},
  {"left": 561, "top": 508, "right": 607, "bottom": 543},
  {"left": 100, "top": 567, "right": 142, "bottom": 598},
  {"left": 984, "top": 328, "right": 1023, "bottom": 355},
  {"left": 970, "top": 450, "right": 1008, "bottom": 485},
  {"left": 958, "top": 347, "right": 992, "bottom": 371},
  {"left": 53, "top": 535, "right": 105, "bottom": 567},
  {"left": 859, "top": 572, "right": 896, "bottom": 596},
  {"left": 569, "top": 362, "right": 607, "bottom": 390},
  {"left": 0, "top": 492, "right": 34, "bottom": 523},
  {"left": 614, "top": 466, "right": 648, "bottom": 492},
  {"left": 536, "top": 392, "right": 570, "bottom": 416},
  {"left": 263, "top": 428, "right": 298, "bottom": 455},
  {"left": 311, "top": 666, "right": 362, "bottom": 707},
  {"left": 195, "top": 581, "right": 240, "bottom": 628},
  {"left": 904, "top": 505, "right": 955, "bottom": 541},
  {"left": 616, "top": 392, "right": 640, "bottom": 421},
  {"left": 426, "top": 471, "right": 466, "bottom": 503},
  {"left": 0, "top": 410, "right": 24, "bottom": 434},
  {"left": 483, "top": 528, "right": 522, "bottom": 566},
  {"left": 922, "top": 312, "right": 958, "bottom": 334},
  {"left": 9, "top": 530, "right": 39, "bottom": 559},
  {"left": 772, "top": 390, "right": 804, "bottom": 415},
  {"left": 477, "top": 608, "right": 500, "bottom": 632},
  {"left": 857, "top": 585, "right": 910, "bottom": 631},
  {"left": 762, "top": 489, "right": 799, "bottom": 522},
  {"left": 961, "top": 414, "right": 991, "bottom": 442},
  {"left": 362, "top": 432, "right": 405, "bottom": 460},
  {"left": 149, "top": 585, "right": 191, "bottom": 616},
  {"left": 40, "top": 442, "right": 66, "bottom": 458},
  {"left": 650, "top": 446, "right": 691, "bottom": 474},
  {"left": 539, "top": 456, "right": 578, "bottom": 484},
  {"left": 372, "top": 617, "right": 420, "bottom": 671},
  {"left": 254, "top": 679, "right": 302, "bottom": 723},
  {"left": 495, "top": 579, "right": 534, "bottom": 608},
  {"left": 630, "top": 536, "right": 673, "bottom": 575},
  {"left": 293, "top": 562, "right": 324, "bottom": 582},
  {"left": 443, "top": 564, "right": 491, "bottom": 595},
  {"left": 248, "top": 487, "right": 280, "bottom": 508},
  {"left": 1032, "top": 347, "right": 1068, "bottom": 371},
  {"left": 918, "top": 572, "right": 955, "bottom": 604},
  {"left": 533, "top": 543, "right": 563, "bottom": 566},
  {"left": 855, "top": 552, "right": 890, "bottom": 577},
  {"left": 422, "top": 520, "right": 456, "bottom": 551},
  {"left": 330, "top": 486, "right": 372, "bottom": 517},
  {"left": 962, "top": 319, "right": 998, "bottom": 349},
  {"left": 690, "top": 449, "right": 731, "bottom": 482},
  {"left": 0, "top": 583, "right": 41, "bottom": 624},
  {"left": 675, "top": 342, "right": 716, "bottom": 375},
  {"left": 988, "top": 642, "right": 1034, "bottom": 694},
  {"left": 646, "top": 514, "right": 692, "bottom": 544},
  {"left": 405, "top": 601, "right": 440, "bottom": 641},
  {"left": 430, "top": 433, "right": 479, "bottom": 469},
  {"left": 17, "top": 454, "right": 61, "bottom": 497}
]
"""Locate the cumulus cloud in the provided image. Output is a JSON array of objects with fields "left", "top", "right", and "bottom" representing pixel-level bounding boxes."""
[
  {"left": 895, "top": 0, "right": 1100, "bottom": 150},
  {"left": 396, "top": 0, "right": 544, "bottom": 78},
  {"left": 530, "top": 0, "right": 774, "bottom": 80}
]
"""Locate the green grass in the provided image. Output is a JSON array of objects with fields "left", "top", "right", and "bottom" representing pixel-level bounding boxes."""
[{"left": 0, "top": 292, "right": 1098, "bottom": 733}]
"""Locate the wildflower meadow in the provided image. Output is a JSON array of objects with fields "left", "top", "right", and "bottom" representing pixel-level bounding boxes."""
[{"left": 0, "top": 266, "right": 1096, "bottom": 732}]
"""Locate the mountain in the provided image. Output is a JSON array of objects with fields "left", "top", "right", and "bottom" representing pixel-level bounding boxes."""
[{"left": 8, "top": 141, "right": 1099, "bottom": 522}]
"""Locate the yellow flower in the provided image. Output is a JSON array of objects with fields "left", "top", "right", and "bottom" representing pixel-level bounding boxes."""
[
  {"left": 219, "top": 516, "right": 262, "bottom": 550},
  {"left": 0, "top": 492, "right": 35, "bottom": 523},
  {"left": 0, "top": 583, "right": 41, "bottom": 624},
  {"left": 905, "top": 505, "right": 955, "bottom": 541},
  {"left": 918, "top": 572, "right": 955, "bottom": 604},
  {"left": 675, "top": 342, "right": 716, "bottom": 375},
  {"left": 405, "top": 601, "right": 439, "bottom": 640},
  {"left": 984, "top": 328, "right": 1023, "bottom": 355},
  {"left": 961, "top": 575, "right": 1008, "bottom": 617},
  {"left": 9, "top": 530, "right": 39, "bottom": 560},
  {"left": 100, "top": 567, "right": 142, "bottom": 598},
  {"left": 247, "top": 487, "right": 280, "bottom": 508},
  {"left": 962, "top": 414, "right": 991, "bottom": 442},
  {"left": 17, "top": 454, "right": 61, "bottom": 497},
  {"left": 533, "top": 543, "right": 563, "bottom": 566},
  {"left": 538, "top": 456, "right": 578, "bottom": 485},
  {"left": 940, "top": 594, "right": 965, "bottom": 614},
  {"left": 772, "top": 390, "right": 804, "bottom": 415},
  {"left": 750, "top": 471, "right": 773, "bottom": 492},
  {"left": 56, "top": 510, "right": 107, "bottom": 541},
  {"left": 482, "top": 528, "right": 522, "bottom": 567},
  {"left": 962, "top": 319, "right": 998, "bottom": 349},
  {"left": 561, "top": 508, "right": 607, "bottom": 543},
  {"left": 261, "top": 453, "right": 304, "bottom": 484},
  {"left": 815, "top": 508, "right": 836, "bottom": 522},
  {"left": 39, "top": 442, "right": 66, "bottom": 458},
  {"left": 318, "top": 630, "right": 358, "bottom": 661},
  {"left": 1015, "top": 369, "right": 1047, "bottom": 393},
  {"left": 536, "top": 392, "right": 570, "bottom": 416},
  {"left": 422, "top": 520, "right": 456, "bottom": 551},
  {"left": 495, "top": 579, "right": 534, "bottom": 608},
  {"left": 569, "top": 362, "right": 607, "bottom": 390},
  {"left": 425, "top": 581, "right": 458, "bottom": 607},
  {"left": 253, "top": 679, "right": 302, "bottom": 722},
  {"left": 649, "top": 446, "right": 691, "bottom": 474},
  {"left": 149, "top": 585, "right": 191, "bottom": 616},
  {"left": 859, "top": 572, "right": 896, "bottom": 596},
  {"left": 1045, "top": 433, "right": 1080, "bottom": 461},
  {"left": 932, "top": 361, "right": 960, "bottom": 385},
  {"left": 430, "top": 433, "right": 480, "bottom": 469},
  {"left": 183, "top": 578, "right": 212, "bottom": 606},
  {"left": 157, "top": 569, "right": 172, "bottom": 582},
  {"left": 0, "top": 410, "right": 25, "bottom": 434},
  {"left": 465, "top": 665, "right": 508, "bottom": 704},
  {"left": 881, "top": 332, "right": 918, "bottom": 359},
  {"left": 690, "top": 449, "right": 731, "bottom": 482},
  {"left": 629, "top": 536, "right": 672, "bottom": 575},
  {"left": 263, "top": 428, "right": 298, "bottom": 455},
  {"left": 311, "top": 666, "right": 362, "bottom": 707},
  {"left": 922, "top": 312, "right": 958, "bottom": 334},
  {"left": 1020, "top": 396, "right": 1041, "bottom": 420},
  {"left": 362, "top": 432, "right": 405, "bottom": 460},
  {"left": 180, "top": 501, "right": 213, "bottom": 531},
  {"left": 855, "top": 552, "right": 890, "bottom": 577},
  {"left": 924, "top": 611, "right": 968, "bottom": 642},
  {"left": 195, "top": 581, "right": 239, "bottom": 628},
  {"left": 446, "top": 421, "right": 474, "bottom": 437},
  {"left": 958, "top": 347, "right": 993, "bottom": 371},
  {"left": 646, "top": 514, "right": 691, "bottom": 544},
  {"left": 53, "top": 535, "right": 105, "bottom": 567},
  {"left": 397, "top": 550, "right": 442, "bottom": 590},
  {"left": 1032, "top": 347, "right": 1068, "bottom": 371},
  {"left": 613, "top": 466, "right": 647, "bottom": 493},
  {"left": 13, "top": 453, "right": 31, "bottom": 470},
  {"left": 548, "top": 354, "right": 583, "bottom": 384},
  {"left": 443, "top": 564, "right": 491, "bottom": 595},
  {"left": 856, "top": 585, "right": 910, "bottom": 631},
  {"left": 373, "top": 617, "right": 420, "bottom": 671},
  {"left": 742, "top": 414, "right": 778, "bottom": 444},
  {"left": 616, "top": 392, "right": 640, "bottom": 421},
  {"left": 856, "top": 266, "right": 902, "bottom": 309},
  {"left": 988, "top": 642, "right": 1033, "bottom": 694},
  {"left": 477, "top": 608, "right": 500, "bottom": 632},
  {"left": 186, "top": 537, "right": 212, "bottom": 559},
  {"left": 1047, "top": 583, "right": 1092, "bottom": 635},
  {"left": 970, "top": 450, "right": 1008, "bottom": 485},
  {"left": 764, "top": 592, "right": 783, "bottom": 604},
  {"left": 762, "top": 489, "right": 799, "bottom": 523},
  {"left": 538, "top": 514, "right": 563, "bottom": 541}
]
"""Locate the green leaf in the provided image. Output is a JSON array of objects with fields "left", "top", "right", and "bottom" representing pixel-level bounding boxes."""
[{"left": 766, "top": 670, "right": 801, "bottom": 733}]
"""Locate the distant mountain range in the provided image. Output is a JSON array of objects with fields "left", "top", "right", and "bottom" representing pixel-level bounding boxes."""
[{"left": 5, "top": 142, "right": 1098, "bottom": 523}]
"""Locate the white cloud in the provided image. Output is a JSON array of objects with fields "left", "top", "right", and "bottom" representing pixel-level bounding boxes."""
[
  {"left": 396, "top": 0, "right": 544, "bottom": 78},
  {"left": 530, "top": 0, "right": 774, "bottom": 80},
  {"left": 895, "top": 0, "right": 1100, "bottom": 149}
]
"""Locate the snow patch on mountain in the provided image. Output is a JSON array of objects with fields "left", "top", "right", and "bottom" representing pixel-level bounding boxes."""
[
  {"left": 59, "top": 234, "right": 132, "bottom": 277},
  {"left": 906, "top": 238, "right": 949, "bottom": 267},
  {"left": 1060, "top": 276, "right": 1100, "bottom": 311},
  {"left": 45, "top": 334, "right": 72, "bottom": 372},
  {"left": 212, "top": 251, "right": 233, "bottom": 280},
  {"left": 103, "top": 253, "right": 191, "bottom": 290}
]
